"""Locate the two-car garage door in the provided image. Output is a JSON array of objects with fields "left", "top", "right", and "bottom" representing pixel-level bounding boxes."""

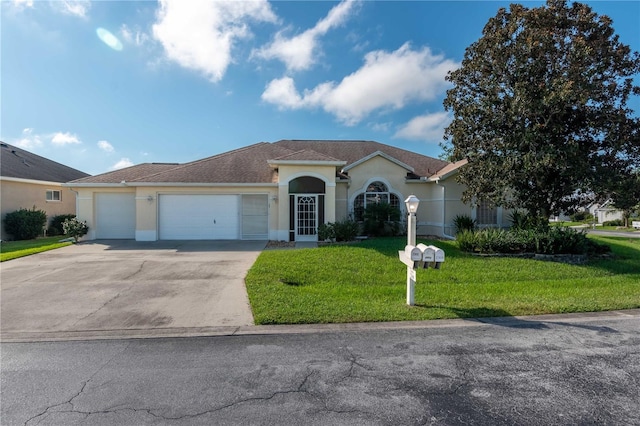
[
  {"left": 158, "top": 194, "right": 268, "bottom": 240},
  {"left": 159, "top": 194, "right": 239, "bottom": 240}
]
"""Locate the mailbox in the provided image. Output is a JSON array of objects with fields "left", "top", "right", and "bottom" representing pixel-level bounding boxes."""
[
  {"left": 417, "top": 243, "right": 435, "bottom": 263},
  {"left": 405, "top": 245, "right": 423, "bottom": 262},
  {"left": 427, "top": 245, "right": 445, "bottom": 269}
]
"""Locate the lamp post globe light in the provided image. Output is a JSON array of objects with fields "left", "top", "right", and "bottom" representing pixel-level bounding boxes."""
[
  {"left": 404, "top": 195, "right": 419, "bottom": 305},
  {"left": 405, "top": 195, "right": 419, "bottom": 247}
]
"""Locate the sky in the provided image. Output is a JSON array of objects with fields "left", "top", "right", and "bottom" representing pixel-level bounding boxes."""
[{"left": 2, "top": 0, "right": 639, "bottom": 176}]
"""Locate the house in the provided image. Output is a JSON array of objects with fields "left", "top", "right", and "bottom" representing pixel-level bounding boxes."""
[
  {"left": 1, "top": 142, "right": 90, "bottom": 240},
  {"left": 65, "top": 140, "right": 511, "bottom": 242},
  {"left": 593, "top": 199, "right": 624, "bottom": 224}
]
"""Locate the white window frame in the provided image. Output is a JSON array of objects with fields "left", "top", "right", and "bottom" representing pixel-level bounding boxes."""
[{"left": 46, "top": 189, "right": 61, "bottom": 202}]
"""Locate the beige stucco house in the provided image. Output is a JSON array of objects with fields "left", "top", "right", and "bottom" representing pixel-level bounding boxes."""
[
  {"left": 1, "top": 142, "right": 89, "bottom": 240},
  {"left": 65, "top": 140, "right": 510, "bottom": 242}
]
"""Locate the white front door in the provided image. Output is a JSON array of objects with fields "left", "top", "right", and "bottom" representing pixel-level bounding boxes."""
[{"left": 295, "top": 195, "right": 318, "bottom": 242}]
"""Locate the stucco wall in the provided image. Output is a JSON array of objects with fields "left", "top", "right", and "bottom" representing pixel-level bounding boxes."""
[{"left": 1, "top": 179, "right": 78, "bottom": 240}]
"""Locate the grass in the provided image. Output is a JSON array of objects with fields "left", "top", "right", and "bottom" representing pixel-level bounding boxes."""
[
  {"left": 246, "top": 236, "right": 640, "bottom": 324},
  {"left": 0, "top": 236, "right": 73, "bottom": 262}
]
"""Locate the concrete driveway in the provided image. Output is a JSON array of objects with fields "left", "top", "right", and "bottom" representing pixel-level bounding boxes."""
[{"left": 1, "top": 240, "right": 265, "bottom": 340}]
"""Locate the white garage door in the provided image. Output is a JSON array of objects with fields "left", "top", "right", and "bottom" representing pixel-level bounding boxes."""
[
  {"left": 159, "top": 195, "right": 239, "bottom": 240},
  {"left": 95, "top": 193, "right": 136, "bottom": 239}
]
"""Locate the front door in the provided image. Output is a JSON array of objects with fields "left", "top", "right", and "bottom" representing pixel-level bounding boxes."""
[{"left": 295, "top": 195, "right": 318, "bottom": 241}]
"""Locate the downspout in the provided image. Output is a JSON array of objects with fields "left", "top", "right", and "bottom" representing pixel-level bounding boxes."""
[{"left": 435, "top": 179, "right": 456, "bottom": 240}]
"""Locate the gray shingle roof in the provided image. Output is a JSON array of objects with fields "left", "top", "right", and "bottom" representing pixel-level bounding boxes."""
[
  {"left": 68, "top": 140, "right": 451, "bottom": 185},
  {"left": 1, "top": 142, "right": 89, "bottom": 182},
  {"left": 274, "top": 140, "right": 449, "bottom": 177}
]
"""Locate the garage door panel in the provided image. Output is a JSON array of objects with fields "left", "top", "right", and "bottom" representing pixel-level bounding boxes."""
[
  {"left": 96, "top": 193, "right": 136, "bottom": 239},
  {"left": 159, "top": 195, "right": 239, "bottom": 240}
]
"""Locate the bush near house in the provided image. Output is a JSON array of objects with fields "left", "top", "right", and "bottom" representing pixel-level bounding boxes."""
[
  {"left": 453, "top": 215, "right": 476, "bottom": 234},
  {"left": 62, "top": 218, "right": 88, "bottom": 242},
  {"left": 3, "top": 207, "right": 47, "bottom": 240},
  {"left": 48, "top": 214, "right": 76, "bottom": 236},
  {"left": 363, "top": 202, "right": 401, "bottom": 237},
  {"left": 456, "top": 227, "right": 609, "bottom": 255},
  {"left": 318, "top": 219, "right": 360, "bottom": 242}
]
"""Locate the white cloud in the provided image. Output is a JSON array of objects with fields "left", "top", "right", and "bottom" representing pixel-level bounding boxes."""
[
  {"left": 51, "top": 132, "right": 81, "bottom": 146},
  {"left": 152, "top": 0, "right": 277, "bottom": 82},
  {"left": 253, "top": 0, "right": 358, "bottom": 71},
  {"left": 110, "top": 158, "right": 134, "bottom": 170},
  {"left": 262, "top": 43, "right": 459, "bottom": 125},
  {"left": 394, "top": 111, "right": 452, "bottom": 143},
  {"left": 52, "top": 0, "right": 91, "bottom": 18},
  {"left": 12, "top": 0, "right": 34, "bottom": 9},
  {"left": 120, "top": 24, "right": 149, "bottom": 47},
  {"left": 97, "top": 140, "right": 114, "bottom": 153},
  {"left": 13, "top": 128, "right": 43, "bottom": 150}
]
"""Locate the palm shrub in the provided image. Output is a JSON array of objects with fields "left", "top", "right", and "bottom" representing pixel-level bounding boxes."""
[
  {"left": 363, "top": 202, "right": 401, "bottom": 237},
  {"left": 3, "top": 207, "right": 47, "bottom": 240},
  {"left": 453, "top": 214, "right": 476, "bottom": 233}
]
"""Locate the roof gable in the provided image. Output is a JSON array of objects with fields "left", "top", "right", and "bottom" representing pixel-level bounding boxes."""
[
  {"left": 1, "top": 142, "right": 89, "bottom": 182},
  {"left": 341, "top": 150, "right": 414, "bottom": 173}
]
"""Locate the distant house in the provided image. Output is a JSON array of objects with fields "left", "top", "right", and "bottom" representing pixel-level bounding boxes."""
[
  {"left": 593, "top": 199, "right": 624, "bottom": 224},
  {"left": 66, "top": 140, "right": 511, "bottom": 242},
  {"left": 1, "top": 142, "right": 90, "bottom": 240}
]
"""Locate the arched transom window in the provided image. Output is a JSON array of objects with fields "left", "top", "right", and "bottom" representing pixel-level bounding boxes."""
[{"left": 353, "top": 181, "right": 400, "bottom": 221}]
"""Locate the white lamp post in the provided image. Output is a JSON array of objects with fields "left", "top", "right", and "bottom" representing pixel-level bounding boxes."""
[{"left": 404, "top": 195, "right": 420, "bottom": 305}]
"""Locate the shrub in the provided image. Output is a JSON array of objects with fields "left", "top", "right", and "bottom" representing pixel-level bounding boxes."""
[
  {"left": 333, "top": 219, "right": 360, "bottom": 242},
  {"left": 510, "top": 210, "right": 550, "bottom": 230},
  {"left": 456, "top": 226, "right": 609, "bottom": 255},
  {"left": 570, "top": 211, "right": 593, "bottom": 222},
  {"left": 48, "top": 214, "right": 76, "bottom": 236},
  {"left": 3, "top": 207, "right": 47, "bottom": 240},
  {"left": 453, "top": 215, "right": 476, "bottom": 233},
  {"left": 318, "top": 219, "right": 360, "bottom": 242},
  {"left": 603, "top": 219, "right": 624, "bottom": 227},
  {"left": 363, "top": 202, "right": 401, "bottom": 237},
  {"left": 62, "top": 218, "right": 88, "bottom": 242}
]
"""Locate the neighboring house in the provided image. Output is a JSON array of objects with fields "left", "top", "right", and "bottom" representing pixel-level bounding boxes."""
[
  {"left": 66, "top": 140, "right": 511, "bottom": 242},
  {"left": 1, "top": 142, "right": 90, "bottom": 240},
  {"left": 593, "top": 199, "right": 624, "bottom": 224}
]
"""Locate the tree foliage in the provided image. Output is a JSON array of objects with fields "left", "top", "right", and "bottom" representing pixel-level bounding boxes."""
[{"left": 443, "top": 0, "right": 640, "bottom": 219}]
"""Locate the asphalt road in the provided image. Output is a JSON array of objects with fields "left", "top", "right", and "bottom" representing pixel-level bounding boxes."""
[{"left": 2, "top": 312, "right": 639, "bottom": 425}]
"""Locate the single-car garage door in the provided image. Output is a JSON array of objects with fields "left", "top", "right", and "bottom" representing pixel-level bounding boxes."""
[
  {"left": 95, "top": 193, "right": 136, "bottom": 239},
  {"left": 159, "top": 194, "right": 240, "bottom": 240}
]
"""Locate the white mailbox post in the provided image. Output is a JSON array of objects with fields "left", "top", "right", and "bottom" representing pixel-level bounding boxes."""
[
  {"left": 404, "top": 195, "right": 419, "bottom": 305},
  {"left": 398, "top": 196, "right": 445, "bottom": 305}
]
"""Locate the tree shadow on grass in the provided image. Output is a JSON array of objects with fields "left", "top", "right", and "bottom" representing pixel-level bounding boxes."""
[{"left": 415, "top": 305, "right": 620, "bottom": 333}]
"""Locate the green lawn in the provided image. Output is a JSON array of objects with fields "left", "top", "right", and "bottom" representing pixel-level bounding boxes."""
[
  {"left": 246, "top": 236, "right": 640, "bottom": 324},
  {"left": 0, "top": 236, "right": 73, "bottom": 262}
]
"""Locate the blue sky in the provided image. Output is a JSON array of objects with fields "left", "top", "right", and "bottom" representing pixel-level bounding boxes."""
[{"left": 2, "top": 1, "right": 639, "bottom": 175}]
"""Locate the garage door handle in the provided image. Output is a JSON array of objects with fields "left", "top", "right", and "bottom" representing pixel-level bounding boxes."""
[{"left": 214, "top": 219, "right": 216, "bottom": 224}]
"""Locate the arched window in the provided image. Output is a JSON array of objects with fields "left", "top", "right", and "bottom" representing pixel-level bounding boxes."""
[{"left": 353, "top": 181, "right": 400, "bottom": 221}]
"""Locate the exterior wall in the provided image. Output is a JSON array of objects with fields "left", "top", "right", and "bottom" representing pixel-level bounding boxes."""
[
  {"left": 344, "top": 156, "right": 471, "bottom": 239},
  {"left": 275, "top": 165, "right": 338, "bottom": 241},
  {"left": 1, "top": 179, "right": 78, "bottom": 240},
  {"left": 597, "top": 208, "right": 623, "bottom": 223},
  {"left": 71, "top": 185, "right": 277, "bottom": 241}
]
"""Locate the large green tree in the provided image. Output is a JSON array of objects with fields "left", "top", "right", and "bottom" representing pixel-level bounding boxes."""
[{"left": 443, "top": 0, "right": 640, "bottom": 219}]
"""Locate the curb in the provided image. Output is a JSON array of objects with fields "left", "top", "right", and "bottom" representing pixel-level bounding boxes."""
[{"left": 2, "top": 309, "right": 638, "bottom": 343}]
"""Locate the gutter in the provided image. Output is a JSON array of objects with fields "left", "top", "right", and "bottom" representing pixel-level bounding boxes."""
[{"left": 434, "top": 178, "right": 456, "bottom": 240}]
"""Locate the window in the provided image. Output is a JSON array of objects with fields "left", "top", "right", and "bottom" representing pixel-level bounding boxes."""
[
  {"left": 353, "top": 181, "right": 400, "bottom": 221},
  {"left": 476, "top": 199, "right": 497, "bottom": 225},
  {"left": 46, "top": 190, "right": 61, "bottom": 202}
]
